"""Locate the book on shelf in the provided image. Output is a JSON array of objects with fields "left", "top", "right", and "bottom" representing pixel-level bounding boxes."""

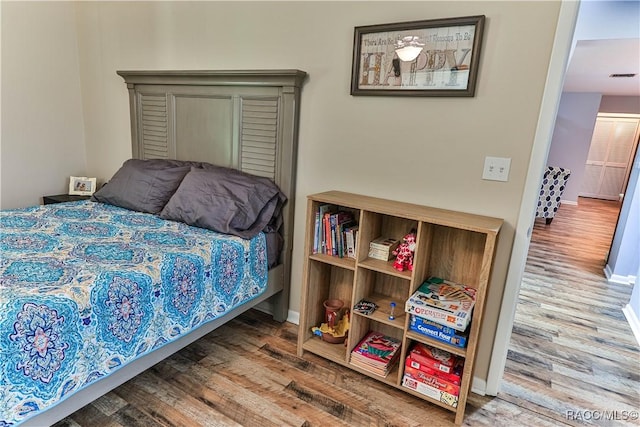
[
  {"left": 332, "top": 212, "right": 354, "bottom": 257},
  {"left": 350, "top": 356, "right": 390, "bottom": 377},
  {"left": 313, "top": 204, "right": 357, "bottom": 258},
  {"left": 344, "top": 225, "right": 358, "bottom": 259},
  {"left": 350, "top": 331, "right": 401, "bottom": 377},
  {"left": 323, "top": 211, "right": 333, "bottom": 255},
  {"left": 405, "top": 277, "right": 476, "bottom": 332},
  {"left": 313, "top": 204, "right": 335, "bottom": 254}
]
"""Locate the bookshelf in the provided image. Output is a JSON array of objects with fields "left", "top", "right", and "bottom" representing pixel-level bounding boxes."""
[{"left": 297, "top": 191, "right": 502, "bottom": 425}]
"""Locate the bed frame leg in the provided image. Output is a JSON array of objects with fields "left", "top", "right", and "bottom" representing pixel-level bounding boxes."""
[{"left": 271, "top": 290, "right": 289, "bottom": 323}]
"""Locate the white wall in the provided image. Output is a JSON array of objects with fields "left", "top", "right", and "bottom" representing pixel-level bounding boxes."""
[
  {"left": 618, "top": 151, "right": 640, "bottom": 343},
  {"left": 608, "top": 143, "right": 640, "bottom": 283},
  {"left": 0, "top": 2, "right": 87, "bottom": 208},
  {"left": 546, "top": 92, "right": 602, "bottom": 202},
  {"left": 2, "top": 1, "right": 563, "bottom": 385}
]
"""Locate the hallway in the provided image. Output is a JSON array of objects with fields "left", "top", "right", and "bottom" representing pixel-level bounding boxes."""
[{"left": 498, "top": 197, "right": 639, "bottom": 425}]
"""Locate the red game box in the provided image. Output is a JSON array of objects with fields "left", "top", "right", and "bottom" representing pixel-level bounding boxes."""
[
  {"left": 403, "top": 365, "right": 461, "bottom": 397},
  {"left": 407, "top": 342, "right": 459, "bottom": 374},
  {"left": 405, "top": 355, "right": 462, "bottom": 385}
]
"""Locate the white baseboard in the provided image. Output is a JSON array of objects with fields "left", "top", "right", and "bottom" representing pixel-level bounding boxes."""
[
  {"left": 561, "top": 199, "right": 578, "bottom": 206},
  {"left": 287, "top": 310, "right": 300, "bottom": 325},
  {"left": 471, "top": 376, "right": 487, "bottom": 396},
  {"left": 622, "top": 304, "right": 640, "bottom": 346},
  {"left": 604, "top": 264, "right": 637, "bottom": 285}
]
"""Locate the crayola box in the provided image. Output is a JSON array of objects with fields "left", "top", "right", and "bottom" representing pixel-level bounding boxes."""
[
  {"left": 405, "top": 277, "right": 476, "bottom": 332},
  {"left": 409, "top": 314, "right": 469, "bottom": 348}
]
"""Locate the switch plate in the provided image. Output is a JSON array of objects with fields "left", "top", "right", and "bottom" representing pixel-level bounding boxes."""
[{"left": 483, "top": 156, "right": 511, "bottom": 182}]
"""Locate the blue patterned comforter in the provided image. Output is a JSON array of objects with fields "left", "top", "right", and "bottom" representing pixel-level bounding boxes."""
[{"left": 0, "top": 201, "right": 268, "bottom": 426}]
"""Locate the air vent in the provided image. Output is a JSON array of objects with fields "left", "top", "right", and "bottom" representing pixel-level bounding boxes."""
[{"left": 609, "top": 73, "right": 637, "bottom": 78}]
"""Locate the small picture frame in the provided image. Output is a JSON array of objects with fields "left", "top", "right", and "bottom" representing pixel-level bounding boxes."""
[
  {"left": 351, "top": 15, "right": 485, "bottom": 97},
  {"left": 69, "top": 176, "right": 97, "bottom": 196}
]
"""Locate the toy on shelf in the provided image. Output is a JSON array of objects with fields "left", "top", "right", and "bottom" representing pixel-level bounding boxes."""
[
  {"left": 312, "top": 299, "right": 350, "bottom": 344},
  {"left": 392, "top": 231, "right": 416, "bottom": 272}
]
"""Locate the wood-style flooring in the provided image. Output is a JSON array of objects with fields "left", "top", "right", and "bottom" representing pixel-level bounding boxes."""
[{"left": 55, "top": 197, "right": 639, "bottom": 427}]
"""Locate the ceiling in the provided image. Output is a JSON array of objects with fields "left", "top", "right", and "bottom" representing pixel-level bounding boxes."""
[{"left": 563, "top": 38, "right": 640, "bottom": 96}]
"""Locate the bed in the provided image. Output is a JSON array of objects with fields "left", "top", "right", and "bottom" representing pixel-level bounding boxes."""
[{"left": 0, "top": 69, "right": 306, "bottom": 426}]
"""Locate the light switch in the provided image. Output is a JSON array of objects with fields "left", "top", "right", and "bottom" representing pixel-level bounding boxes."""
[{"left": 482, "top": 156, "right": 511, "bottom": 182}]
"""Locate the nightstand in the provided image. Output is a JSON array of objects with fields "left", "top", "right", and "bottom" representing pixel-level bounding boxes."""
[{"left": 43, "top": 194, "right": 91, "bottom": 205}]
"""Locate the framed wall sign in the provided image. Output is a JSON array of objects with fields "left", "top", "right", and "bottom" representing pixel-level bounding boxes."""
[
  {"left": 351, "top": 15, "right": 485, "bottom": 97},
  {"left": 69, "top": 176, "right": 97, "bottom": 196}
]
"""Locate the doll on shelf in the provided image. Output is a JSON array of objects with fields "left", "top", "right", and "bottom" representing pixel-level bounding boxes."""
[{"left": 392, "top": 231, "right": 416, "bottom": 272}]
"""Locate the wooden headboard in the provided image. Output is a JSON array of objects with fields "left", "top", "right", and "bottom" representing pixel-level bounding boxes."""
[{"left": 117, "top": 69, "right": 307, "bottom": 321}]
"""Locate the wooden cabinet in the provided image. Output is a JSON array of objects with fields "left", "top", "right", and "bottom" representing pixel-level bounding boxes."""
[{"left": 297, "top": 191, "right": 502, "bottom": 425}]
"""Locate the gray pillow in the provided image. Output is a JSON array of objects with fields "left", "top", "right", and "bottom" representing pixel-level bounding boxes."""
[
  {"left": 91, "top": 159, "right": 193, "bottom": 214},
  {"left": 160, "top": 166, "right": 286, "bottom": 239}
]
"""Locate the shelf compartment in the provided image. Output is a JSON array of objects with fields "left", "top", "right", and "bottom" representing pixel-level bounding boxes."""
[
  {"left": 309, "top": 253, "right": 356, "bottom": 270},
  {"left": 358, "top": 257, "right": 412, "bottom": 280},
  {"left": 424, "top": 225, "right": 488, "bottom": 289},
  {"left": 357, "top": 210, "right": 418, "bottom": 262},
  {"left": 299, "top": 259, "right": 354, "bottom": 349},
  {"left": 308, "top": 199, "right": 360, "bottom": 260},
  {"left": 405, "top": 330, "right": 467, "bottom": 358},
  {"left": 352, "top": 292, "right": 405, "bottom": 329},
  {"left": 348, "top": 357, "right": 400, "bottom": 388},
  {"left": 302, "top": 337, "right": 348, "bottom": 363},
  {"left": 308, "top": 259, "right": 354, "bottom": 306},
  {"left": 352, "top": 268, "right": 410, "bottom": 332},
  {"left": 400, "top": 381, "right": 458, "bottom": 413},
  {"left": 348, "top": 318, "right": 404, "bottom": 385}
]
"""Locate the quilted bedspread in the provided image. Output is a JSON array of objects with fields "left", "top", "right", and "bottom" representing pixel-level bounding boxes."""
[{"left": 0, "top": 201, "right": 268, "bottom": 426}]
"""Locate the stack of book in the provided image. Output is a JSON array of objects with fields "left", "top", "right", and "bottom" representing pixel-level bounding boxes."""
[
  {"left": 312, "top": 204, "right": 358, "bottom": 258},
  {"left": 350, "top": 331, "right": 401, "bottom": 377},
  {"left": 405, "top": 277, "right": 476, "bottom": 334},
  {"left": 368, "top": 237, "right": 399, "bottom": 261},
  {"left": 402, "top": 342, "right": 463, "bottom": 407}
]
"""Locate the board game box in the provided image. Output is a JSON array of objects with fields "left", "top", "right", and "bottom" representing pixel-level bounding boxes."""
[
  {"left": 402, "top": 371, "right": 459, "bottom": 408},
  {"left": 405, "top": 354, "right": 462, "bottom": 385},
  {"left": 368, "top": 237, "right": 399, "bottom": 261},
  {"left": 407, "top": 342, "right": 459, "bottom": 374},
  {"left": 353, "top": 299, "right": 378, "bottom": 315},
  {"left": 405, "top": 277, "right": 476, "bottom": 332},
  {"left": 409, "top": 314, "right": 469, "bottom": 348}
]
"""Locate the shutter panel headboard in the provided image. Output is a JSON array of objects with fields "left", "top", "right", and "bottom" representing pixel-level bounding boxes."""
[
  {"left": 117, "top": 70, "right": 307, "bottom": 322},
  {"left": 139, "top": 94, "right": 169, "bottom": 159},
  {"left": 241, "top": 97, "right": 279, "bottom": 180}
]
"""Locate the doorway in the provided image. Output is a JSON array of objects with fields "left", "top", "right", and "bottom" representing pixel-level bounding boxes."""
[
  {"left": 487, "top": 0, "right": 640, "bottom": 395},
  {"left": 580, "top": 114, "right": 640, "bottom": 201}
]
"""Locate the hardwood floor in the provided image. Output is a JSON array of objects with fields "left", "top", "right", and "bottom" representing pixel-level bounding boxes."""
[
  {"left": 55, "top": 197, "right": 639, "bottom": 427},
  {"left": 498, "top": 197, "right": 639, "bottom": 426}
]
